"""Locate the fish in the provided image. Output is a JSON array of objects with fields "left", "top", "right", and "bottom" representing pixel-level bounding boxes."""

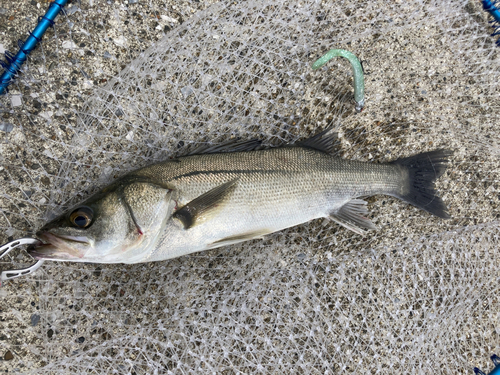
[{"left": 29, "top": 129, "right": 452, "bottom": 264}]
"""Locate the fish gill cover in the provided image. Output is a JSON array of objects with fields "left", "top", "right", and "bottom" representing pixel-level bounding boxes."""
[{"left": 0, "top": 0, "right": 499, "bottom": 373}]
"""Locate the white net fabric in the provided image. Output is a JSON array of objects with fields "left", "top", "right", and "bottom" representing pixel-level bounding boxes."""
[{"left": 0, "top": 0, "right": 499, "bottom": 373}]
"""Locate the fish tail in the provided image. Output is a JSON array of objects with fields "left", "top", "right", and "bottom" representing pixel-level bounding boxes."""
[{"left": 391, "top": 149, "right": 453, "bottom": 219}]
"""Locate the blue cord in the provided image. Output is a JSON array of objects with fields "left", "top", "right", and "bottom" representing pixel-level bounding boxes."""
[
  {"left": 0, "top": 0, "right": 69, "bottom": 95},
  {"left": 483, "top": 0, "right": 500, "bottom": 22},
  {"left": 482, "top": 0, "right": 500, "bottom": 46},
  {"left": 474, "top": 354, "right": 500, "bottom": 375}
]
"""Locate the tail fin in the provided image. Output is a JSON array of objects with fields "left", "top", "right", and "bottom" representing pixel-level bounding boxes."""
[{"left": 391, "top": 149, "right": 453, "bottom": 219}]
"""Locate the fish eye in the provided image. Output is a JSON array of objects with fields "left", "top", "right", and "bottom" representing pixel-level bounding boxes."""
[{"left": 69, "top": 206, "right": 94, "bottom": 228}]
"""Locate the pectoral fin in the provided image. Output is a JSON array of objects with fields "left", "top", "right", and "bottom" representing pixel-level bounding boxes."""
[
  {"left": 173, "top": 179, "right": 238, "bottom": 229},
  {"left": 329, "top": 199, "right": 378, "bottom": 235}
]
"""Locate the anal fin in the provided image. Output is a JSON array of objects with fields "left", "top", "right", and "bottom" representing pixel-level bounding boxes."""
[
  {"left": 330, "top": 199, "right": 378, "bottom": 236},
  {"left": 173, "top": 179, "right": 238, "bottom": 229}
]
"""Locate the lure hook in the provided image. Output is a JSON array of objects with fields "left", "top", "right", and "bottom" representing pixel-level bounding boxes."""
[
  {"left": 0, "top": 238, "right": 44, "bottom": 286},
  {"left": 312, "top": 49, "right": 365, "bottom": 113}
]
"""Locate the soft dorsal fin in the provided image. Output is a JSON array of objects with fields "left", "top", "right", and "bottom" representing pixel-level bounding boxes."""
[
  {"left": 173, "top": 179, "right": 238, "bottom": 229},
  {"left": 188, "top": 128, "right": 338, "bottom": 156},
  {"left": 298, "top": 127, "right": 339, "bottom": 154},
  {"left": 329, "top": 199, "right": 378, "bottom": 235},
  {"left": 189, "top": 138, "right": 262, "bottom": 155}
]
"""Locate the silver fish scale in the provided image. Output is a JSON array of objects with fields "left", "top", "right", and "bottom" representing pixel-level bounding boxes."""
[
  {"left": 134, "top": 147, "right": 402, "bottom": 196},
  {"left": 131, "top": 147, "right": 403, "bottom": 261}
]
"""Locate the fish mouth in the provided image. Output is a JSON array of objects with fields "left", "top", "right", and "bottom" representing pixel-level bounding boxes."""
[{"left": 29, "top": 232, "right": 91, "bottom": 260}]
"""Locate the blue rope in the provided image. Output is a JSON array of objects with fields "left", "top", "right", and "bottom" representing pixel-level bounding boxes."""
[
  {"left": 483, "top": 0, "right": 500, "bottom": 22},
  {"left": 0, "top": 0, "right": 68, "bottom": 95},
  {"left": 482, "top": 0, "right": 500, "bottom": 46},
  {"left": 475, "top": 354, "right": 500, "bottom": 375}
]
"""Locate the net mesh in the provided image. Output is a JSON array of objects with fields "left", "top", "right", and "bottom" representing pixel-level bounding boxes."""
[{"left": 0, "top": 0, "right": 499, "bottom": 373}]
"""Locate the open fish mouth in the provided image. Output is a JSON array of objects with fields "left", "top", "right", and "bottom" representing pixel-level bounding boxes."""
[{"left": 28, "top": 232, "right": 90, "bottom": 260}]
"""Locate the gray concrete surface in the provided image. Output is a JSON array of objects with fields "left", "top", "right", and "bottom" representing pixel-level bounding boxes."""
[{"left": 0, "top": 0, "right": 499, "bottom": 373}]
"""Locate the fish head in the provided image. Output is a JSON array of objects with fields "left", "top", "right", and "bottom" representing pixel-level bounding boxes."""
[{"left": 30, "top": 179, "right": 172, "bottom": 263}]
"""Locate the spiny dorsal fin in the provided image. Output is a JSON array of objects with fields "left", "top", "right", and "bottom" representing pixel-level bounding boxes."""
[
  {"left": 298, "top": 127, "right": 339, "bottom": 154},
  {"left": 189, "top": 139, "right": 262, "bottom": 155},
  {"left": 173, "top": 179, "right": 238, "bottom": 229},
  {"left": 329, "top": 199, "right": 378, "bottom": 235}
]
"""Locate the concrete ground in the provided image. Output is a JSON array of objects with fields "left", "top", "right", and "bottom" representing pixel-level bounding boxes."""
[{"left": 0, "top": 0, "right": 499, "bottom": 373}]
